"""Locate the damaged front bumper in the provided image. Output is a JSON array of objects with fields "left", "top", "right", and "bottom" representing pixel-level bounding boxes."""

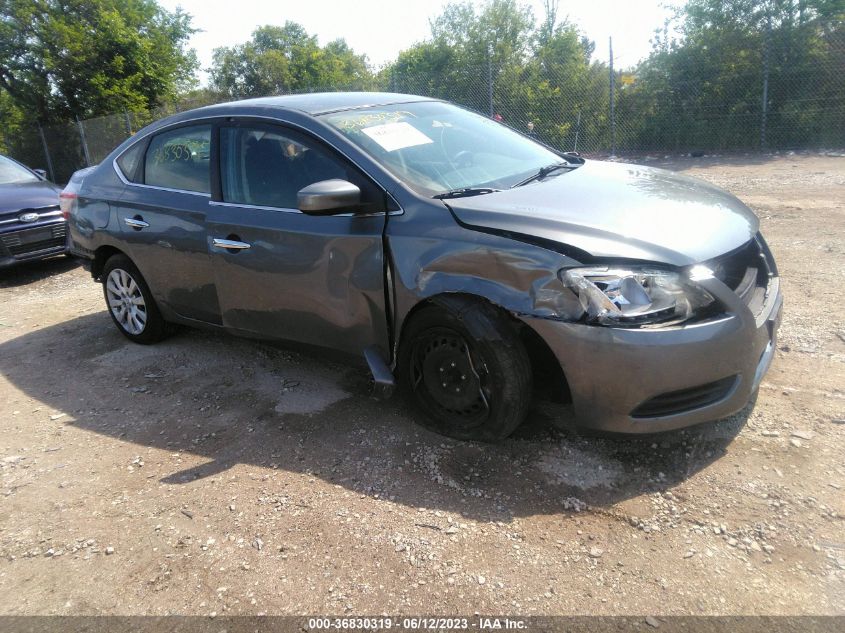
[{"left": 523, "top": 274, "right": 783, "bottom": 434}]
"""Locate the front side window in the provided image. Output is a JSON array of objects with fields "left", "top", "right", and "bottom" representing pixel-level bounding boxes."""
[
  {"left": 0, "top": 155, "right": 39, "bottom": 185},
  {"left": 144, "top": 125, "right": 211, "bottom": 193},
  {"left": 322, "top": 101, "right": 564, "bottom": 196},
  {"left": 220, "top": 125, "right": 354, "bottom": 209}
]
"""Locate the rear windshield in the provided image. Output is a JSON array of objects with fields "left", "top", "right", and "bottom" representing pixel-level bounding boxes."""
[{"left": 0, "top": 155, "right": 39, "bottom": 185}]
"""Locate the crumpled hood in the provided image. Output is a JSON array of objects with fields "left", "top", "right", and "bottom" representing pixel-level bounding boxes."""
[
  {"left": 446, "top": 160, "right": 759, "bottom": 266},
  {"left": 0, "top": 181, "right": 62, "bottom": 216}
]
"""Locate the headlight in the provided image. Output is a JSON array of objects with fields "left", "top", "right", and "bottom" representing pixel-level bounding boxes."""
[{"left": 560, "top": 266, "right": 715, "bottom": 327}]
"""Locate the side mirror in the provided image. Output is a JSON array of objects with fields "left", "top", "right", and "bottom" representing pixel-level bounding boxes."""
[
  {"left": 298, "top": 179, "right": 361, "bottom": 215},
  {"left": 33, "top": 169, "right": 48, "bottom": 180}
]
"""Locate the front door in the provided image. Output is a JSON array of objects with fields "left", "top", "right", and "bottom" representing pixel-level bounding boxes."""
[{"left": 207, "top": 122, "right": 389, "bottom": 357}]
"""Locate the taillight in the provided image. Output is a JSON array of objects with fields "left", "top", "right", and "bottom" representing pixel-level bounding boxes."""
[{"left": 59, "top": 192, "right": 77, "bottom": 220}]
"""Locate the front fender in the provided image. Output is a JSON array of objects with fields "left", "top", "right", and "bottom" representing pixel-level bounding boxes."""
[{"left": 387, "top": 229, "right": 584, "bottom": 362}]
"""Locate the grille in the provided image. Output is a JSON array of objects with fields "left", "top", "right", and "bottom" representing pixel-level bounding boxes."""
[
  {"left": 1, "top": 223, "right": 67, "bottom": 258},
  {"left": 631, "top": 375, "right": 737, "bottom": 418},
  {"left": 0, "top": 205, "right": 62, "bottom": 228},
  {"left": 706, "top": 234, "right": 775, "bottom": 314}
]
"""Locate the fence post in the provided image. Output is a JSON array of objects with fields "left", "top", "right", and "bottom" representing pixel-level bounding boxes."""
[
  {"left": 760, "top": 14, "right": 772, "bottom": 149},
  {"left": 574, "top": 112, "right": 581, "bottom": 152},
  {"left": 487, "top": 43, "right": 494, "bottom": 117},
  {"left": 75, "top": 116, "right": 91, "bottom": 167},
  {"left": 609, "top": 37, "right": 616, "bottom": 157},
  {"left": 36, "top": 123, "right": 56, "bottom": 183},
  {"left": 123, "top": 111, "right": 132, "bottom": 137}
]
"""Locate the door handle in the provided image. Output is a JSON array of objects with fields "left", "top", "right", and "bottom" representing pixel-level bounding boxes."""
[
  {"left": 212, "top": 238, "right": 251, "bottom": 250},
  {"left": 124, "top": 217, "right": 149, "bottom": 229}
]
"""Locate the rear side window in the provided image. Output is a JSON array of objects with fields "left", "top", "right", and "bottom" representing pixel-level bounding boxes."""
[
  {"left": 116, "top": 141, "right": 145, "bottom": 183},
  {"left": 144, "top": 125, "right": 211, "bottom": 193}
]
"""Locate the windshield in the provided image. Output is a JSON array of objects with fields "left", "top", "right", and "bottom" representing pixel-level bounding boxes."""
[
  {"left": 0, "top": 155, "right": 39, "bottom": 185},
  {"left": 322, "top": 101, "right": 566, "bottom": 196}
]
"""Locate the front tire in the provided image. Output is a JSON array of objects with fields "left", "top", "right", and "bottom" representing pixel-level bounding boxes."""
[
  {"left": 102, "top": 254, "right": 170, "bottom": 344},
  {"left": 398, "top": 296, "right": 533, "bottom": 442}
]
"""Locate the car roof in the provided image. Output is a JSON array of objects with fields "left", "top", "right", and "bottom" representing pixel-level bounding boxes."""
[{"left": 195, "top": 92, "right": 437, "bottom": 116}]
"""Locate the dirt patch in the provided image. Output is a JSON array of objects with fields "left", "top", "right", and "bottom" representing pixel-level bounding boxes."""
[{"left": 0, "top": 155, "right": 842, "bottom": 616}]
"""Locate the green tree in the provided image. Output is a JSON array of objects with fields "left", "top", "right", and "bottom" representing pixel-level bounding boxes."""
[
  {"left": 389, "top": 0, "right": 536, "bottom": 115},
  {"left": 0, "top": 89, "right": 26, "bottom": 155},
  {"left": 624, "top": 0, "right": 845, "bottom": 150},
  {"left": 0, "top": 0, "right": 198, "bottom": 122},
  {"left": 209, "top": 23, "right": 373, "bottom": 98},
  {"left": 429, "top": 0, "right": 535, "bottom": 69},
  {"left": 387, "top": 0, "right": 606, "bottom": 150},
  {"left": 505, "top": 7, "right": 608, "bottom": 148}
]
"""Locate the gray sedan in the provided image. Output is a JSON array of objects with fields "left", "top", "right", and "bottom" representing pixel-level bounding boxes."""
[{"left": 65, "top": 93, "right": 782, "bottom": 441}]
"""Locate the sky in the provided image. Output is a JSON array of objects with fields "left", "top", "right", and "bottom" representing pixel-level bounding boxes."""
[{"left": 159, "top": 0, "right": 675, "bottom": 84}]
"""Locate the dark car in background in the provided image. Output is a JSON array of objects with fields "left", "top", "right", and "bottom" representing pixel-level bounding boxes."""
[
  {"left": 0, "top": 155, "right": 66, "bottom": 267},
  {"left": 64, "top": 93, "right": 782, "bottom": 441}
]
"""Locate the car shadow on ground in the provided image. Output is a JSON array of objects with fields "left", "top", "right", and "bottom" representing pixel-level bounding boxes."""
[
  {"left": 0, "top": 311, "right": 750, "bottom": 523},
  {"left": 0, "top": 256, "right": 79, "bottom": 288}
]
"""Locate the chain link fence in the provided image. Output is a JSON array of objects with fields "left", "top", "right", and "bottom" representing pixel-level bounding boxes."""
[
  {"left": 391, "top": 63, "right": 615, "bottom": 155},
  {"left": 8, "top": 37, "right": 843, "bottom": 184}
]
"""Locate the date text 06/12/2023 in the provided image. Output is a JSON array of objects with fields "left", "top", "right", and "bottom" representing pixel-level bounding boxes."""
[{"left": 307, "top": 617, "right": 527, "bottom": 630}]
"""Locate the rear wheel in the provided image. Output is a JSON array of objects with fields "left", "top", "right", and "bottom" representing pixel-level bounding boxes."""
[
  {"left": 102, "top": 254, "right": 170, "bottom": 344},
  {"left": 399, "top": 296, "right": 532, "bottom": 442}
]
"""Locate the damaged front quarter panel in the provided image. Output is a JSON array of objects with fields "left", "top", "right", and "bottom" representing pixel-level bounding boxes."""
[{"left": 388, "top": 219, "right": 587, "bottom": 338}]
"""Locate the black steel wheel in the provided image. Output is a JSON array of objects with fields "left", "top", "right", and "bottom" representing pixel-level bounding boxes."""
[
  {"left": 399, "top": 295, "right": 532, "bottom": 442},
  {"left": 410, "top": 327, "right": 490, "bottom": 428}
]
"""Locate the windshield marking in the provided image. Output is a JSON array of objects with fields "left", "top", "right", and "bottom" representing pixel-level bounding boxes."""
[{"left": 361, "top": 121, "right": 434, "bottom": 152}]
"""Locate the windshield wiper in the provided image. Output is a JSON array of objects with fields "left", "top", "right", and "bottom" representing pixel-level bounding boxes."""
[
  {"left": 433, "top": 187, "right": 500, "bottom": 200},
  {"left": 511, "top": 161, "right": 580, "bottom": 188}
]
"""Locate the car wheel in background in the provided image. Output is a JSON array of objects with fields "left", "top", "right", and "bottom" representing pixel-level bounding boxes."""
[{"left": 399, "top": 295, "right": 532, "bottom": 442}]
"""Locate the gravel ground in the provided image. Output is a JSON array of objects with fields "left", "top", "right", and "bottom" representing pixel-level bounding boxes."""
[{"left": 0, "top": 154, "right": 842, "bottom": 617}]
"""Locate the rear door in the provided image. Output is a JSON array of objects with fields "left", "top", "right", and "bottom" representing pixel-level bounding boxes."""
[
  {"left": 206, "top": 121, "right": 390, "bottom": 356},
  {"left": 114, "top": 123, "right": 221, "bottom": 324}
]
